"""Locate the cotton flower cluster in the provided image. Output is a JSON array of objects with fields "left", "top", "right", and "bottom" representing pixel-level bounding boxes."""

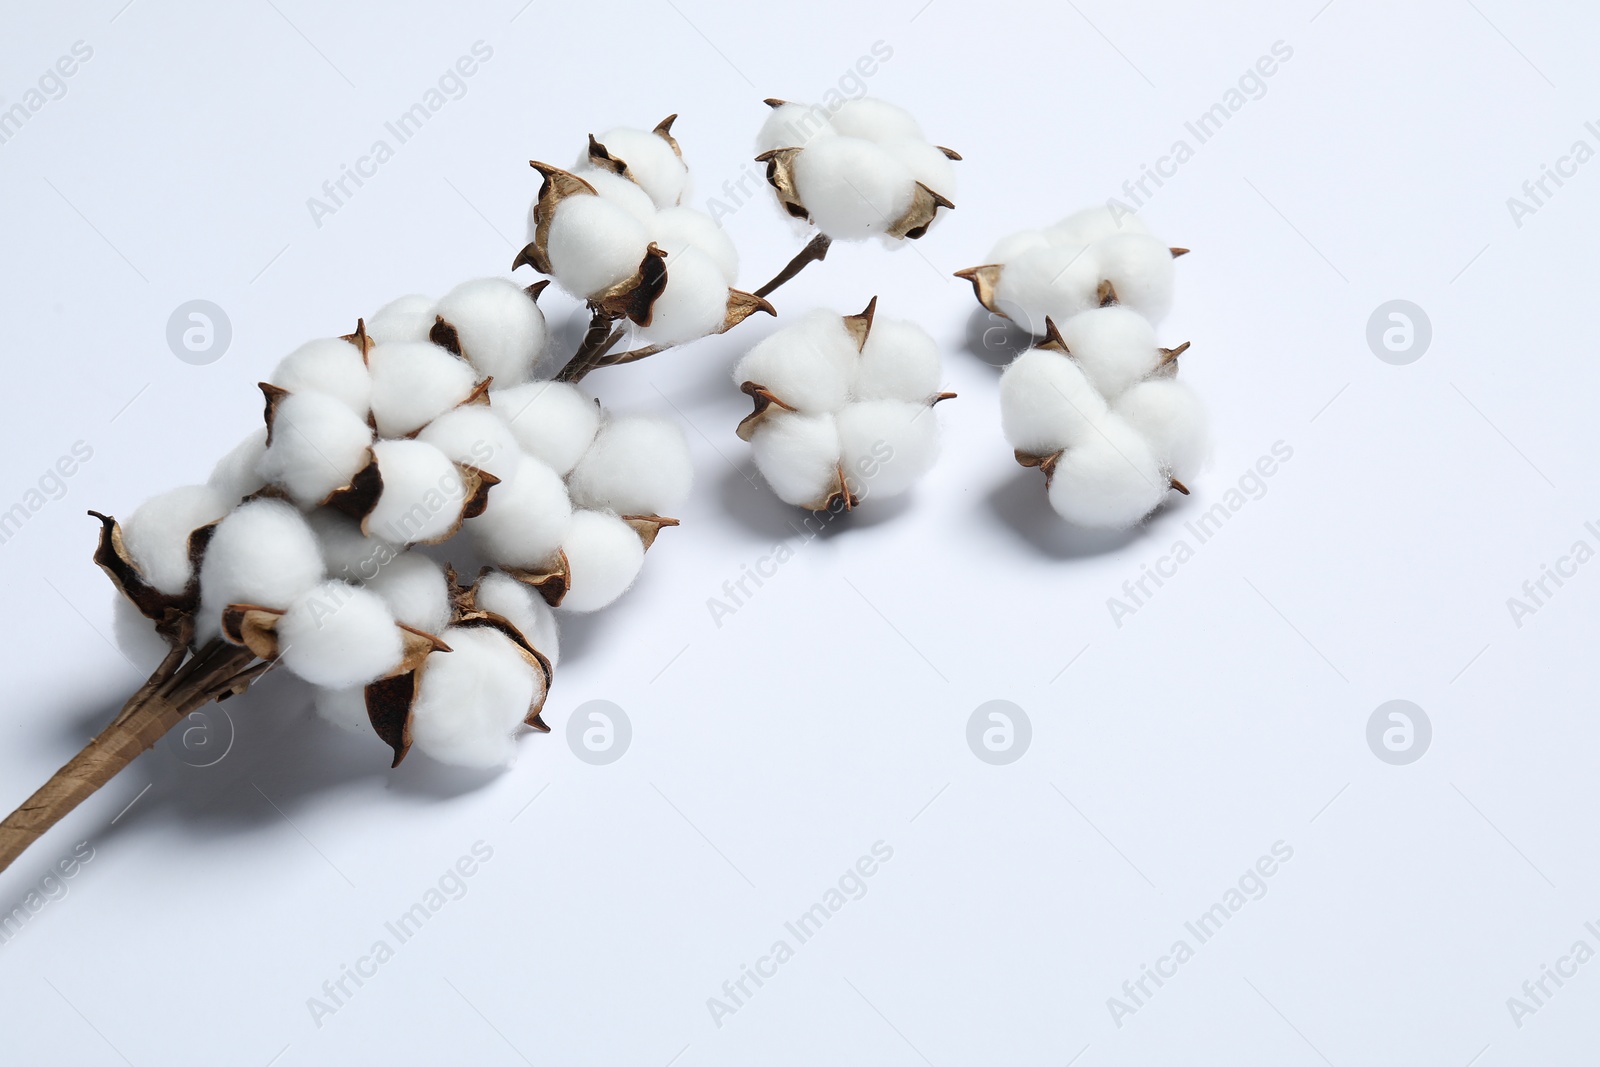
[
  {"left": 957, "top": 206, "right": 1186, "bottom": 330},
  {"left": 756, "top": 97, "right": 959, "bottom": 242},
  {"left": 106, "top": 278, "right": 690, "bottom": 768},
  {"left": 514, "top": 117, "right": 770, "bottom": 349},
  {"left": 733, "top": 299, "right": 952, "bottom": 510},
  {"left": 988, "top": 211, "right": 1206, "bottom": 530}
]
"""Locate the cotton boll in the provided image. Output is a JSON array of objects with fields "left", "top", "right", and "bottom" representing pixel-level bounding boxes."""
[
  {"left": 651, "top": 206, "right": 739, "bottom": 284},
  {"left": 367, "top": 294, "right": 438, "bottom": 344},
  {"left": 257, "top": 391, "right": 374, "bottom": 508},
  {"left": 270, "top": 338, "right": 371, "bottom": 417},
  {"left": 568, "top": 414, "right": 693, "bottom": 515},
  {"left": 416, "top": 406, "right": 522, "bottom": 481},
  {"left": 757, "top": 102, "right": 836, "bottom": 153},
  {"left": 208, "top": 427, "right": 268, "bottom": 502},
  {"left": 122, "top": 484, "right": 231, "bottom": 595},
  {"left": 1115, "top": 379, "right": 1209, "bottom": 484},
  {"left": 113, "top": 595, "right": 172, "bottom": 672},
  {"left": 472, "top": 571, "right": 560, "bottom": 666},
  {"left": 362, "top": 553, "right": 450, "bottom": 635},
  {"left": 592, "top": 126, "right": 688, "bottom": 208},
  {"left": 409, "top": 626, "right": 536, "bottom": 768},
  {"left": 435, "top": 277, "right": 548, "bottom": 388},
  {"left": 750, "top": 412, "right": 842, "bottom": 507},
  {"left": 366, "top": 341, "right": 477, "bottom": 438},
  {"left": 836, "top": 400, "right": 939, "bottom": 499},
  {"left": 636, "top": 247, "right": 729, "bottom": 346},
  {"left": 1097, "top": 232, "right": 1177, "bottom": 323},
  {"left": 878, "top": 138, "right": 956, "bottom": 200},
  {"left": 314, "top": 686, "right": 371, "bottom": 734},
  {"left": 276, "top": 581, "right": 403, "bottom": 688},
  {"left": 993, "top": 244, "right": 1104, "bottom": 331},
  {"left": 572, "top": 165, "right": 658, "bottom": 226},
  {"left": 546, "top": 195, "right": 652, "bottom": 299},
  {"left": 366, "top": 439, "right": 468, "bottom": 545},
  {"left": 493, "top": 380, "right": 600, "bottom": 475},
  {"left": 307, "top": 509, "right": 396, "bottom": 585},
  {"left": 467, "top": 453, "right": 574, "bottom": 568},
  {"left": 854, "top": 318, "right": 941, "bottom": 403},
  {"left": 559, "top": 510, "right": 647, "bottom": 612},
  {"left": 988, "top": 229, "right": 1051, "bottom": 264},
  {"left": 197, "top": 499, "right": 324, "bottom": 637},
  {"left": 828, "top": 98, "right": 924, "bottom": 143},
  {"left": 733, "top": 309, "right": 859, "bottom": 413},
  {"left": 1046, "top": 416, "right": 1168, "bottom": 529},
  {"left": 792, "top": 137, "right": 916, "bottom": 240},
  {"left": 1056, "top": 306, "right": 1161, "bottom": 400},
  {"left": 998, "top": 349, "right": 1109, "bottom": 455},
  {"left": 1044, "top": 205, "right": 1148, "bottom": 247}
]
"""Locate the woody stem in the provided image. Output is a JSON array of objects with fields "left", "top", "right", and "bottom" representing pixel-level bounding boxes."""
[
  {"left": 554, "top": 307, "right": 625, "bottom": 383},
  {"left": 754, "top": 232, "right": 831, "bottom": 299}
]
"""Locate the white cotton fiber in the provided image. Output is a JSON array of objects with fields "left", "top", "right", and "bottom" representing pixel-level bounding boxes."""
[
  {"left": 270, "top": 338, "right": 372, "bottom": 417},
  {"left": 122, "top": 484, "right": 231, "bottom": 595},
  {"left": 792, "top": 137, "right": 915, "bottom": 240},
  {"left": 208, "top": 427, "right": 269, "bottom": 502},
  {"left": 999, "top": 349, "right": 1109, "bottom": 455},
  {"left": 314, "top": 686, "right": 370, "bottom": 734},
  {"left": 276, "top": 581, "right": 403, "bottom": 689},
  {"left": 547, "top": 195, "right": 652, "bottom": 298},
  {"left": 307, "top": 509, "right": 394, "bottom": 583},
  {"left": 494, "top": 380, "right": 601, "bottom": 475},
  {"left": 836, "top": 400, "right": 939, "bottom": 499},
  {"left": 1044, "top": 205, "right": 1147, "bottom": 247},
  {"left": 567, "top": 414, "right": 693, "bottom": 516},
  {"left": 734, "top": 309, "right": 859, "bottom": 413},
  {"left": 113, "top": 595, "right": 172, "bottom": 671},
  {"left": 559, "top": 510, "right": 646, "bottom": 612},
  {"left": 1056, "top": 306, "right": 1160, "bottom": 401},
  {"left": 757, "top": 103, "right": 836, "bottom": 153},
  {"left": 362, "top": 552, "right": 450, "bottom": 635},
  {"left": 409, "top": 626, "right": 537, "bottom": 768},
  {"left": 854, "top": 318, "right": 941, "bottom": 403},
  {"left": 637, "top": 246, "right": 729, "bottom": 346},
  {"left": 197, "top": 498, "right": 324, "bottom": 637},
  {"left": 416, "top": 405, "right": 522, "bottom": 481},
  {"left": 1046, "top": 416, "right": 1167, "bottom": 529},
  {"left": 435, "top": 277, "right": 548, "bottom": 388},
  {"left": 367, "top": 294, "right": 438, "bottom": 344},
  {"left": 366, "top": 341, "right": 478, "bottom": 438},
  {"left": 257, "top": 391, "right": 374, "bottom": 508},
  {"left": 1097, "top": 232, "right": 1176, "bottom": 323},
  {"left": 750, "top": 411, "right": 842, "bottom": 507},
  {"left": 993, "top": 244, "right": 1103, "bottom": 330},
  {"left": 574, "top": 165, "right": 658, "bottom": 226},
  {"left": 828, "top": 98, "right": 924, "bottom": 143},
  {"left": 467, "top": 453, "right": 574, "bottom": 568},
  {"left": 591, "top": 126, "right": 688, "bottom": 209},
  {"left": 878, "top": 137, "right": 956, "bottom": 200},
  {"left": 1115, "top": 379, "right": 1209, "bottom": 484},
  {"left": 366, "top": 439, "right": 468, "bottom": 545},
  {"left": 651, "top": 206, "right": 739, "bottom": 285},
  {"left": 988, "top": 229, "right": 1051, "bottom": 264},
  {"left": 472, "top": 570, "right": 560, "bottom": 666}
]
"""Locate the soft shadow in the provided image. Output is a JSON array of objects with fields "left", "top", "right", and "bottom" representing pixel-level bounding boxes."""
[
  {"left": 717, "top": 463, "right": 810, "bottom": 541},
  {"left": 962, "top": 305, "right": 1035, "bottom": 371},
  {"left": 985, "top": 468, "right": 1144, "bottom": 559}
]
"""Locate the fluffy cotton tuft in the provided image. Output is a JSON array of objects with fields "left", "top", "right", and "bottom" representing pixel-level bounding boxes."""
[
  {"left": 636, "top": 246, "right": 729, "bottom": 346},
  {"left": 472, "top": 571, "right": 560, "bottom": 666},
  {"left": 366, "top": 439, "right": 468, "bottom": 545},
  {"left": 362, "top": 553, "right": 451, "bottom": 635},
  {"left": 734, "top": 309, "right": 859, "bottom": 413},
  {"left": 1115, "top": 379, "right": 1209, "bottom": 484},
  {"left": 308, "top": 509, "right": 394, "bottom": 584},
  {"left": 572, "top": 166, "right": 658, "bottom": 226},
  {"left": 836, "top": 400, "right": 940, "bottom": 499},
  {"left": 983, "top": 207, "right": 1176, "bottom": 326},
  {"left": 468, "top": 453, "right": 573, "bottom": 569},
  {"left": 123, "top": 485, "right": 231, "bottom": 595},
  {"left": 435, "top": 277, "right": 548, "bottom": 388},
  {"left": 197, "top": 499, "right": 324, "bottom": 636},
  {"left": 567, "top": 414, "right": 693, "bottom": 516},
  {"left": 1056, "top": 306, "right": 1160, "bottom": 401},
  {"left": 998, "top": 348, "right": 1110, "bottom": 455},
  {"left": 208, "top": 428, "right": 268, "bottom": 502},
  {"left": 1044, "top": 206, "right": 1147, "bottom": 247},
  {"left": 416, "top": 405, "right": 522, "bottom": 482},
  {"left": 854, "top": 319, "right": 941, "bottom": 403},
  {"left": 270, "top": 339, "right": 371, "bottom": 417},
  {"left": 366, "top": 341, "right": 478, "bottom": 438},
  {"left": 591, "top": 126, "right": 688, "bottom": 209},
  {"left": 651, "top": 207, "right": 738, "bottom": 285},
  {"left": 559, "top": 510, "right": 646, "bottom": 612},
  {"left": 366, "top": 295, "right": 437, "bottom": 344},
  {"left": 546, "top": 195, "right": 652, "bottom": 299},
  {"left": 257, "top": 391, "right": 374, "bottom": 508},
  {"left": 1097, "top": 232, "right": 1177, "bottom": 323},
  {"left": 792, "top": 137, "right": 915, "bottom": 240},
  {"left": 992, "top": 244, "right": 1104, "bottom": 330},
  {"left": 276, "top": 581, "right": 403, "bottom": 689},
  {"left": 757, "top": 103, "right": 837, "bottom": 154},
  {"left": 494, "top": 380, "right": 601, "bottom": 475},
  {"left": 1046, "top": 416, "right": 1168, "bottom": 529},
  {"left": 749, "top": 412, "right": 841, "bottom": 507},
  {"left": 409, "top": 626, "right": 537, "bottom": 768},
  {"left": 878, "top": 137, "right": 956, "bottom": 200},
  {"left": 827, "top": 98, "right": 925, "bottom": 143}
]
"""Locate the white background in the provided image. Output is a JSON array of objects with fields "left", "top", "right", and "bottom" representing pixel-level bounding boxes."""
[{"left": 1, "top": 0, "right": 1596, "bottom": 1063}]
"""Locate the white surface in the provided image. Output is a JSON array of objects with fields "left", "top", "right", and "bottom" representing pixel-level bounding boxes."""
[{"left": 1, "top": 1, "right": 1596, "bottom": 1064}]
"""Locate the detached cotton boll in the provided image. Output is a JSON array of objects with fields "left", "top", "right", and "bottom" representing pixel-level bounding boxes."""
[
  {"left": 409, "top": 626, "right": 536, "bottom": 769},
  {"left": 416, "top": 405, "right": 522, "bottom": 481},
  {"left": 546, "top": 195, "right": 652, "bottom": 299},
  {"left": 734, "top": 309, "right": 858, "bottom": 413},
  {"left": 1044, "top": 206, "right": 1147, "bottom": 247},
  {"left": 636, "top": 247, "right": 729, "bottom": 346},
  {"left": 308, "top": 509, "right": 395, "bottom": 584},
  {"left": 122, "top": 484, "right": 231, "bottom": 595},
  {"left": 757, "top": 102, "right": 836, "bottom": 153},
  {"left": 792, "top": 138, "right": 915, "bottom": 241},
  {"left": 473, "top": 571, "right": 560, "bottom": 666},
  {"left": 999, "top": 349, "right": 1109, "bottom": 455},
  {"left": 197, "top": 499, "right": 324, "bottom": 637},
  {"left": 836, "top": 400, "right": 939, "bottom": 499},
  {"left": 1046, "top": 417, "right": 1168, "bottom": 529},
  {"left": 467, "top": 454, "right": 573, "bottom": 569},
  {"left": 993, "top": 244, "right": 1104, "bottom": 329},
  {"left": 652, "top": 206, "right": 739, "bottom": 285},
  {"left": 314, "top": 686, "right": 370, "bottom": 734},
  {"left": 367, "top": 294, "right": 438, "bottom": 344},
  {"left": 1097, "top": 232, "right": 1177, "bottom": 323},
  {"left": 854, "top": 318, "right": 942, "bottom": 403},
  {"left": 362, "top": 553, "right": 450, "bottom": 635},
  {"left": 1115, "top": 379, "right": 1209, "bottom": 484},
  {"left": 567, "top": 414, "right": 693, "bottom": 516},
  {"left": 592, "top": 126, "right": 688, "bottom": 209},
  {"left": 879, "top": 138, "right": 957, "bottom": 200},
  {"left": 828, "top": 98, "right": 924, "bottom": 143},
  {"left": 494, "top": 380, "right": 600, "bottom": 475},
  {"left": 1057, "top": 306, "right": 1161, "bottom": 400},
  {"left": 257, "top": 391, "right": 375, "bottom": 508},
  {"left": 276, "top": 581, "right": 403, "bottom": 689},
  {"left": 270, "top": 338, "right": 372, "bottom": 417},
  {"left": 366, "top": 341, "right": 478, "bottom": 438},
  {"left": 435, "top": 278, "right": 548, "bottom": 388},
  {"left": 559, "top": 510, "right": 646, "bottom": 612},
  {"left": 572, "top": 165, "right": 659, "bottom": 226},
  {"left": 208, "top": 427, "right": 268, "bottom": 502},
  {"left": 366, "top": 439, "right": 468, "bottom": 545},
  {"left": 749, "top": 412, "right": 842, "bottom": 507}
]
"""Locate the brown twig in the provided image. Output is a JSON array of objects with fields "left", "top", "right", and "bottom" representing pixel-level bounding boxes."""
[
  {"left": 554, "top": 306, "right": 625, "bottom": 383},
  {"left": 754, "top": 232, "right": 831, "bottom": 299}
]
